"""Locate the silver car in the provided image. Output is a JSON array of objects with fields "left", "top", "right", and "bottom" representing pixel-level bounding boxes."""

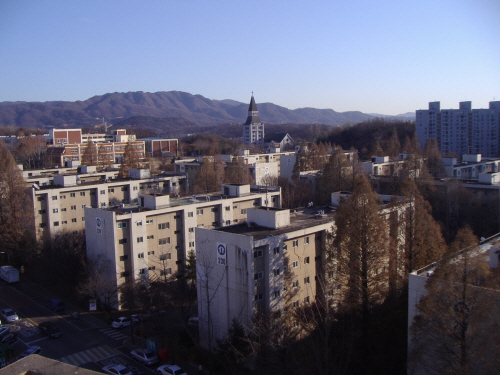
[
  {"left": 130, "top": 348, "right": 158, "bottom": 365},
  {"left": 0, "top": 309, "right": 19, "bottom": 323}
]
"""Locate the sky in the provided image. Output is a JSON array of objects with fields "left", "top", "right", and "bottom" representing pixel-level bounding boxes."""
[{"left": 0, "top": 0, "right": 499, "bottom": 116}]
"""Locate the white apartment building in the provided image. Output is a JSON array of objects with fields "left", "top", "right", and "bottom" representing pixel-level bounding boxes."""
[
  {"left": 416, "top": 101, "right": 500, "bottom": 157},
  {"left": 84, "top": 184, "right": 281, "bottom": 309},
  {"left": 196, "top": 206, "right": 334, "bottom": 348},
  {"left": 30, "top": 168, "right": 185, "bottom": 241}
]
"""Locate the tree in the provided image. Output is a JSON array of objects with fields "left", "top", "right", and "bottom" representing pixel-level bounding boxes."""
[
  {"left": 385, "top": 127, "right": 401, "bottom": 157},
  {"left": 423, "top": 138, "right": 445, "bottom": 178},
  {"left": 316, "top": 145, "right": 353, "bottom": 205},
  {"left": 81, "top": 141, "right": 98, "bottom": 166},
  {"left": 224, "top": 152, "right": 253, "bottom": 185},
  {"left": 194, "top": 155, "right": 225, "bottom": 193},
  {"left": 118, "top": 140, "right": 143, "bottom": 178},
  {"left": 15, "top": 134, "right": 47, "bottom": 169},
  {"left": 332, "top": 175, "right": 389, "bottom": 344},
  {"left": 409, "top": 227, "right": 500, "bottom": 375},
  {"left": 400, "top": 178, "right": 447, "bottom": 275},
  {"left": 0, "top": 140, "right": 31, "bottom": 257}
]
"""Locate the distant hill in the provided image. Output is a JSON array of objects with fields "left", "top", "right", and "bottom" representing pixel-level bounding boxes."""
[{"left": 0, "top": 91, "right": 410, "bottom": 135}]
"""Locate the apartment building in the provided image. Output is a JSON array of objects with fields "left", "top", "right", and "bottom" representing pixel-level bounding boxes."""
[
  {"left": 196, "top": 206, "right": 333, "bottom": 348},
  {"left": 84, "top": 184, "right": 281, "bottom": 309},
  {"left": 30, "top": 168, "right": 185, "bottom": 241},
  {"left": 416, "top": 101, "right": 500, "bottom": 157}
]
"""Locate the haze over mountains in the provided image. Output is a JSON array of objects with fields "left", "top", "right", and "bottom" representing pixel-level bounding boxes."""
[{"left": 0, "top": 91, "right": 415, "bottom": 135}]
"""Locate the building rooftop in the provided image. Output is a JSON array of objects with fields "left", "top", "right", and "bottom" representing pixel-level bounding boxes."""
[{"left": 215, "top": 206, "right": 335, "bottom": 240}]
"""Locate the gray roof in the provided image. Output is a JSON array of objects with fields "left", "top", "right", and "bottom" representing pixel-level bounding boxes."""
[
  {"left": 0, "top": 354, "right": 103, "bottom": 375},
  {"left": 244, "top": 96, "right": 261, "bottom": 125}
]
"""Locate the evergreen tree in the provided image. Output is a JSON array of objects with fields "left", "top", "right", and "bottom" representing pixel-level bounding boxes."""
[
  {"left": 316, "top": 145, "right": 353, "bottom": 204},
  {"left": 385, "top": 127, "right": 401, "bottom": 158}
]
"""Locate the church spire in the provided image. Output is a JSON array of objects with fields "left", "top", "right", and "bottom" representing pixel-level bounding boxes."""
[{"left": 244, "top": 95, "right": 261, "bottom": 125}]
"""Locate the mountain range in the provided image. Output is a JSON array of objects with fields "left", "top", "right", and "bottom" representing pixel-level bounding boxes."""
[{"left": 0, "top": 91, "right": 415, "bottom": 135}]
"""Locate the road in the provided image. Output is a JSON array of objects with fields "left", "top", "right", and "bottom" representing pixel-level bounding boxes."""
[{"left": 0, "top": 282, "right": 158, "bottom": 374}]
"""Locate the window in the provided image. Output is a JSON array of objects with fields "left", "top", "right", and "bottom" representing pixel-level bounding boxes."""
[
  {"left": 188, "top": 241, "right": 194, "bottom": 247},
  {"left": 108, "top": 188, "right": 114, "bottom": 193},
  {"left": 120, "top": 255, "right": 128, "bottom": 261},
  {"left": 254, "top": 249, "right": 263, "bottom": 258},
  {"left": 148, "top": 266, "right": 155, "bottom": 271},
  {"left": 61, "top": 221, "right": 67, "bottom": 224},
  {"left": 146, "top": 219, "right": 153, "bottom": 224},
  {"left": 196, "top": 209, "right": 203, "bottom": 215},
  {"left": 133, "top": 186, "right": 138, "bottom": 191},
  {"left": 82, "top": 217, "right": 85, "bottom": 221},
  {"left": 53, "top": 221, "right": 59, "bottom": 226},
  {"left": 51, "top": 196, "right": 57, "bottom": 200},
  {"left": 293, "top": 240, "right": 298, "bottom": 247},
  {"left": 188, "top": 212, "right": 194, "bottom": 217},
  {"left": 254, "top": 293, "right": 263, "bottom": 301},
  {"left": 38, "top": 210, "right": 46, "bottom": 214},
  {"left": 241, "top": 208, "right": 247, "bottom": 214},
  {"left": 60, "top": 195, "right": 66, "bottom": 199},
  {"left": 71, "top": 218, "right": 77, "bottom": 223},
  {"left": 292, "top": 280, "right": 299, "bottom": 288},
  {"left": 211, "top": 222, "right": 218, "bottom": 227},
  {"left": 174, "top": 230, "right": 181, "bottom": 234},
  {"left": 160, "top": 253, "right": 172, "bottom": 260},
  {"left": 159, "top": 238, "right": 170, "bottom": 245},
  {"left": 117, "top": 222, "right": 127, "bottom": 228},
  {"left": 225, "top": 206, "right": 230, "bottom": 211},
  {"left": 37, "top": 196, "right": 45, "bottom": 201},
  {"left": 273, "top": 268, "right": 280, "bottom": 276},
  {"left": 71, "top": 205, "right": 76, "bottom": 210},
  {"left": 304, "top": 296, "right": 310, "bottom": 303},
  {"left": 273, "top": 247, "right": 280, "bottom": 255},
  {"left": 70, "top": 193, "right": 76, "bottom": 197},
  {"left": 100, "top": 190, "right": 105, "bottom": 195},
  {"left": 304, "top": 277, "right": 310, "bottom": 284},
  {"left": 293, "top": 301, "right": 299, "bottom": 307},
  {"left": 119, "top": 238, "right": 128, "bottom": 244},
  {"left": 211, "top": 207, "right": 218, "bottom": 212},
  {"left": 189, "top": 227, "right": 194, "bottom": 232},
  {"left": 80, "top": 192, "right": 85, "bottom": 196},
  {"left": 254, "top": 272, "right": 263, "bottom": 280},
  {"left": 274, "top": 290, "right": 280, "bottom": 298},
  {"left": 148, "top": 251, "right": 155, "bottom": 255},
  {"left": 158, "top": 222, "right": 169, "bottom": 230},
  {"left": 293, "top": 261, "right": 298, "bottom": 268},
  {"left": 137, "top": 237, "right": 144, "bottom": 243},
  {"left": 160, "top": 268, "right": 172, "bottom": 276},
  {"left": 136, "top": 221, "right": 143, "bottom": 226},
  {"left": 138, "top": 253, "right": 144, "bottom": 258},
  {"left": 304, "top": 237, "right": 309, "bottom": 244},
  {"left": 139, "top": 268, "right": 147, "bottom": 275},
  {"left": 147, "top": 235, "right": 154, "bottom": 240},
  {"left": 61, "top": 208, "right": 67, "bottom": 212},
  {"left": 304, "top": 257, "right": 310, "bottom": 264},
  {"left": 81, "top": 204, "right": 86, "bottom": 209},
  {"left": 197, "top": 224, "right": 204, "bottom": 228}
]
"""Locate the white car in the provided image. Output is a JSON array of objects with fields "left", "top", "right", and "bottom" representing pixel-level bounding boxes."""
[
  {"left": 157, "top": 364, "right": 188, "bottom": 375},
  {"left": 130, "top": 348, "right": 159, "bottom": 365},
  {"left": 0, "top": 309, "right": 19, "bottom": 323},
  {"left": 110, "top": 316, "right": 138, "bottom": 329},
  {"left": 102, "top": 364, "right": 133, "bottom": 375}
]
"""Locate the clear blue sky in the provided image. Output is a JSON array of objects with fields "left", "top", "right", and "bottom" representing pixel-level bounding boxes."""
[{"left": 1, "top": 0, "right": 499, "bottom": 115}]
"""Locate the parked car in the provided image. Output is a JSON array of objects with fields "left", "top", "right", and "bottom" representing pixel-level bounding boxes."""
[
  {"left": 0, "top": 326, "right": 10, "bottom": 337},
  {"left": 0, "top": 332, "right": 17, "bottom": 345},
  {"left": 47, "top": 299, "right": 65, "bottom": 312},
  {"left": 157, "top": 364, "right": 188, "bottom": 375},
  {"left": 111, "top": 316, "right": 138, "bottom": 329},
  {"left": 102, "top": 364, "right": 133, "bottom": 375},
  {"left": 19, "top": 346, "right": 42, "bottom": 358},
  {"left": 130, "top": 348, "right": 159, "bottom": 365},
  {"left": 0, "top": 309, "right": 20, "bottom": 323},
  {"left": 38, "top": 321, "right": 61, "bottom": 338},
  {"left": 187, "top": 317, "right": 199, "bottom": 328}
]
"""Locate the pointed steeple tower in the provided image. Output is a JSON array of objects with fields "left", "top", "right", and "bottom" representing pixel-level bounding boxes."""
[
  {"left": 242, "top": 95, "right": 265, "bottom": 146},
  {"left": 244, "top": 95, "right": 261, "bottom": 125}
]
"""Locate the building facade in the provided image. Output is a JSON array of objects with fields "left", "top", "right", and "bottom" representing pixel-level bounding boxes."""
[
  {"left": 416, "top": 101, "right": 500, "bottom": 157},
  {"left": 84, "top": 184, "right": 281, "bottom": 309}
]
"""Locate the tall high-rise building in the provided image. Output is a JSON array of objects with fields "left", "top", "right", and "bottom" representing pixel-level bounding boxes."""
[
  {"left": 242, "top": 96, "right": 265, "bottom": 146},
  {"left": 416, "top": 101, "right": 500, "bottom": 157}
]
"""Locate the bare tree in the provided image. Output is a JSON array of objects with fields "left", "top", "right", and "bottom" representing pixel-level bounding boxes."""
[
  {"left": 15, "top": 134, "right": 47, "bottom": 169},
  {"left": 81, "top": 141, "right": 98, "bottom": 166},
  {"left": 224, "top": 152, "right": 253, "bottom": 185}
]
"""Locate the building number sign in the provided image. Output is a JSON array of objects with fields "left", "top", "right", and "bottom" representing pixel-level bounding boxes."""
[{"left": 217, "top": 243, "right": 226, "bottom": 266}]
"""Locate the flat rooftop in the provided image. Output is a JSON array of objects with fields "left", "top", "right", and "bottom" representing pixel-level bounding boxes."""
[{"left": 215, "top": 206, "right": 336, "bottom": 240}]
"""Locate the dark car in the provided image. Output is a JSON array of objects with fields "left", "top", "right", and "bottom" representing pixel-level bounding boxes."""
[
  {"left": 0, "top": 332, "right": 17, "bottom": 345},
  {"left": 38, "top": 321, "right": 61, "bottom": 338},
  {"left": 47, "top": 299, "right": 65, "bottom": 312}
]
